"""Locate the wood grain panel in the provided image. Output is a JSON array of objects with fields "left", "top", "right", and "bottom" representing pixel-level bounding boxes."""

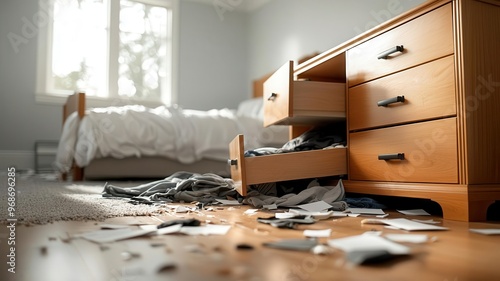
[
  {"left": 347, "top": 3, "right": 454, "bottom": 87},
  {"left": 349, "top": 55, "right": 456, "bottom": 131},
  {"left": 349, "top": 118, "right": 458, "bottom": 183}
]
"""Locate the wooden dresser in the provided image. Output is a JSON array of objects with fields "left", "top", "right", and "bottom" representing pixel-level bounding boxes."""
[{"left": 229, "top": 0, "right": 500, "bottom": 221}]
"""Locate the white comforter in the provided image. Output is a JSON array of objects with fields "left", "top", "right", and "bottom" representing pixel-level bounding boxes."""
[{"left": 55, "top": 104, "right": 289, "bottom": 173}]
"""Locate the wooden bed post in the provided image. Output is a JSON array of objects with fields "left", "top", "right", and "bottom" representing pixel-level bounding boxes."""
[{"left": 61, "top": 92, "right": 86, "bottom": 181}]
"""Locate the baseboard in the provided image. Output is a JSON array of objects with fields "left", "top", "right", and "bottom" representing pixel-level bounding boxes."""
[{"left": 0, "top": 150, "right": 35, "bottom": 171}]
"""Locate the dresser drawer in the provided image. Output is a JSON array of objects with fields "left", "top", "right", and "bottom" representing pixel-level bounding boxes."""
[
  {"left": 263, "top": 61, "right": 345, "bottom": 127},
  {"left": 347, "top": 3, "right": 453, "bottom": 87},
  {"left": 348, "top": 55, "right": 456, "bottom": 131},
  {"left": 229, "top": 134, "right": 347, "bottom": 195},
  {"left": 349, "top": 118, "right": 458, "bottom": 183}
]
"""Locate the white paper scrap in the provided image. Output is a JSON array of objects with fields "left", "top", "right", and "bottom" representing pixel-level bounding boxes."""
[
  {"left": 328, "top": 234, "right": 410, "bottom": 255},
  {"left": 346, "top": 208, "right": 386, "bottom": 215},
  {"left": 79, "top": 228, "right": 155, "bottom": 243},
  {"left": 275, "top": 212, "right": 298, "bottom": 219},
  {"left": 289, "top": 209, "right": 333, "bottom": 220},
  {"left": 303, "top": 229, "right": 332, "bottom": 238},
  {"left": 331, "top": 211, "right": 359, "bottom": 217},
  {"left": 244, "top": 209, "right": 259, "bottom": 215},
  {"left": 296, "top": 201, "right": 332, "bottom": 212},
  {"left": 378, "top": 218, "right": 448, "bottom": 231},
  {"left": 397, "top": 209, "right": 431, "bottom": 216},
  {"left": 180, "top": 224, "right": 231, "bottom": 236},
  {"left": 384, "top": 234, "right": 429, "bottom": 243},
  {"left": 469, "top": 228, "right": 500, "bottom": 235}
]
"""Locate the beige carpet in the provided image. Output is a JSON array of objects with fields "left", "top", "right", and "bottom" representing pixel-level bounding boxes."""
[{"left": 0, "top": 172, "right": 164, "bottom": 225}]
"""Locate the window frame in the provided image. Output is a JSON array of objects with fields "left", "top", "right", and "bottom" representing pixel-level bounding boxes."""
[{"left": 35, "top": 0, "right": 179, "bottom": 108}]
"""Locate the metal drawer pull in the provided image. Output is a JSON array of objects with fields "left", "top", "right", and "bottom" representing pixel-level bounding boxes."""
[
  {"left": 377, "top": 95, "right": 405, "bottom": 107},
  {"left": 228, "top": 159, "right": 237, "bottom": 166},
  {"left": 378, "top": 153, "right": 405, "bottom": 160},
  {"left": 377, "top": 45, "right": 404, "bottom": 59},
  {"left": 267, "top": 93, "right": 278, "bottom": 101}
]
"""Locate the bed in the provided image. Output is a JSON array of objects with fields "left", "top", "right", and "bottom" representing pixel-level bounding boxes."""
[{"left": 55, "top": 74, "right": 290, "bottom": 181}]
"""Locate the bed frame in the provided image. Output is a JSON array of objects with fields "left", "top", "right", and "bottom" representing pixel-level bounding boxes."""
[{"left": 61, "top": 75, "right": 271, "bottom": 181}]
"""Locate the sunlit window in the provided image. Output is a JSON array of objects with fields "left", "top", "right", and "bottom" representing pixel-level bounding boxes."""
[{"left": 37, "top": 0, "right": 177, "bottom": 106}]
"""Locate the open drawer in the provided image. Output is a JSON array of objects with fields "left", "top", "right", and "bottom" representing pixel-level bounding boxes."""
[
  {"left": 263, "top": 61, "right": 345, "bottom": 127},
  {"left": 228, "top": 134, "right": 347, "bottom": 196}
]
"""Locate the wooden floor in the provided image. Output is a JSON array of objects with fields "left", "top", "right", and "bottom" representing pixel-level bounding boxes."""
[{"left": 1, "top": 204, "right": 500, "bottom": 281}]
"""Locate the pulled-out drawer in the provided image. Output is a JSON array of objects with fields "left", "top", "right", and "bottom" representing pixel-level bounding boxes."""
[
  {"left": 347, "top": 3, "right": 453, "bottom": 87},
  {"left": 229, "top": 134, "right": 347, "bottom": 195},
  {"left": 349, "top": 118, "right": 458, "bottom": 183},
  {"left": 263, "top": 61, "right": 345, "bottom": 127},
  {"left": 349, "top": 55, "right": 456, "bottom": 131}
]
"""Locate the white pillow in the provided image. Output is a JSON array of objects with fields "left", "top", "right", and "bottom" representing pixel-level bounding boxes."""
[{"left": 236, "top": 98, "right": 264, "bottom": 120}]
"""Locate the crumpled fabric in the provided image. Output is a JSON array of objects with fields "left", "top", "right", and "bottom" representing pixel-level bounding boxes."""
[
  {"left": 244, "top": 123, "right": 346, "bottom": 157},
  {"left": 243, "top": 179, "right": 348, "bottom": 211},
  {"left": 102, "top": 171, "right": 238, "bottom": 204}
]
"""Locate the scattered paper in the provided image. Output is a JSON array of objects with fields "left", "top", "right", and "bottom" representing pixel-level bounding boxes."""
[
  {"left": 346, "top": 208, "right": 386, "bottom": 215},
  {"left": 296, "top": 201, "right": 332, "bottom": 212},
  {"left": 469, "top": 228, "right": 500, "bottom": 235},
  {"left": 384, "top": 234, "right": 429, "bottom": 243},
  {"left": 328, "top": 233, "right": 410, "bottom": 255},
  {"left": 173, "top": 205, "right": 190, "bottom": 213},
  {"left": 412, "top": 219, "right": 441, "bottom": 224},
  {"left": 78, "top": 228, "right": 155, "bottom": 243},
  {"left": 289, "top": 209, "right": 333, "bottom": 220},
  {"left": 397, "top": 209, "right": 431, "bottom": 216},
  {"left": 303, "top": 229, "right": 332, "bottom": 238},
  {"left": 331, "top": 211, "right": 360, "bottom": 218},
  {"left": 364, "top": 218, "right": 448, "bottom": 231},
  {"left": 180, "top": 224, "right": 231, "bottom": 236},
  {"left": 244, "top": 209, "right": 259, "bottom": 215},
  {"left": 275, "top": 212, "right": 298, "bottom": 219}
]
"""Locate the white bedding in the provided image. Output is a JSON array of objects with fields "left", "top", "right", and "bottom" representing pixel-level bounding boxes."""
[{"left": 55, "top": 100, "right": 289, "bottom": 173}]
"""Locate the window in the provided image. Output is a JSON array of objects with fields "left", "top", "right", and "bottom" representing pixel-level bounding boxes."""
[{"left": 36, "top": 0, "right": 178, "bottom": 107}]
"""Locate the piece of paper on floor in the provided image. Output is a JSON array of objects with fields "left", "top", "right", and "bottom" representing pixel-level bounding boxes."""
[
  {"left": 328, "top": 233, "right": 410, "bottom": 255},
  {"left": 216, "top": 199, "right": 242, "bottom": 205},
  {"left": 469, "top": 228, "right": 500, "bottom": 235},
  {"left": 78, "top": 228, "right": 155, "bottom": 243},
  {"left": 244, "top": 209, "right": 259, "bottom": 215},
  {"left": 346, "top": 208, "right": 386, "bottom": 215},
  {"left": 379, "top": 218, "right": 448, "bottom": 231},
  {"left": 296, "top": 201, "right": 332, "bottom": 212},
  {"left": 275, "top": 212, "right": 298, "bottom": 219},
  {"left": 384, "top": 234, "right": 429, "bottom": 243},
  {"left": 289, "top": 209, "right": 333, "bottom": 220},
  {"left": 180, "top": 224, "right": 231, "bottom": 236},
  {"left": 331, "top": 211, "right": 360, "bottom": 217},
  {"left": 303, "top": 229, "right": 332, "bottom": 238},
  {"left": 412, "top": 219, "right": 441, "bottom": 224},
  {"left": 397, "top": 209, "right": 431, "bottom": 216}
]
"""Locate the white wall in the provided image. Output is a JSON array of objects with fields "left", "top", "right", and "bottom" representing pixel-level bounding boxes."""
[
  {"left": 247, "top": 0, "right": 426, "bottom": 80},
  {"left": 0, "top": 0, "right": 426, "bottom": 170}
]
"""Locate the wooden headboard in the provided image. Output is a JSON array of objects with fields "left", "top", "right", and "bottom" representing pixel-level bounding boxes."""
[{"left": 62, "top": 92, "right": 85, "bottom": 125}]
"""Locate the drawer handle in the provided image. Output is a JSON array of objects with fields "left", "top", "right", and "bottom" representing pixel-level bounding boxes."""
[
  {"left": 377, "top": 45, "right": 404, "bottom": 59},
  {"left": 378, "top": 153, "right": 405, "bottom": 160},
  {"left": 267, "top": 93, "right": 278, "bottom": 101},
  {"left": 228, "top": 159, "right": 238, "bottom": 166},
  {"left": 377, "top": 95, "right": 405, "bottom": 107}
]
